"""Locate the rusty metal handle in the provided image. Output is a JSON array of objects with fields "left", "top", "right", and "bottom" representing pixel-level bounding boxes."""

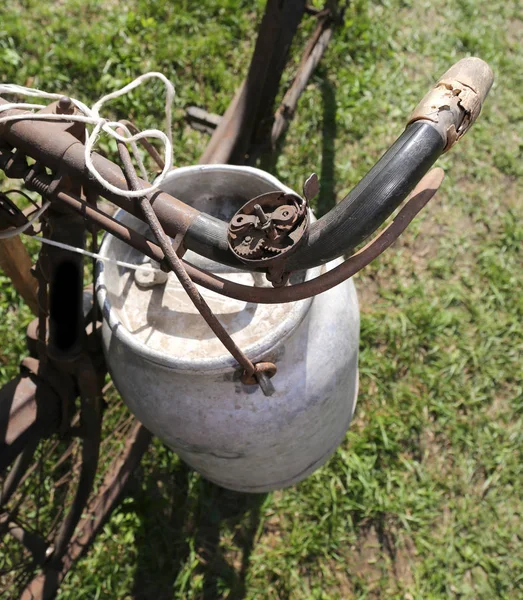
[{"left": 0, "top": 59, "right": 494, "bottom": 275}]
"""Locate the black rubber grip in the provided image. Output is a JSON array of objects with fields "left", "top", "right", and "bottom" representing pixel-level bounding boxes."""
[
  {"left": 287, "top": 121, "right": 445, "bottom": 270},
  {"left": 186, "top": 211, "right": 240, "bottom": 268},
  {"left": 184, "top": 121, "right": 445, "bottom": 271}
]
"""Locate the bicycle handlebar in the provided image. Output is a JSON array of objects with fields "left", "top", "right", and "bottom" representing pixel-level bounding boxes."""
[{"left": 0, "top": 58, "right": 493, "bottom": 273}]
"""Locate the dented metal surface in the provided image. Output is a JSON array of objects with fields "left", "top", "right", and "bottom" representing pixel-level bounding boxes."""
[{"left": 96, "top": 165, "right": 360, "bottom": 492}]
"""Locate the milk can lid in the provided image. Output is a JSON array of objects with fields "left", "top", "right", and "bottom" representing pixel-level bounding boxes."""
[{"left": 95, "top": 165, "right": 319, "bottom": 373}]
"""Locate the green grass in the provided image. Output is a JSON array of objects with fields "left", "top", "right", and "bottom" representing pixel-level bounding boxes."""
[{"left": 1, "top": 0, "right": 522, "bottom": 598}]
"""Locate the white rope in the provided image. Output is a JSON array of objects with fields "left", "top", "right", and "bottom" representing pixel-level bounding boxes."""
[
  {"left": 0, "top": 201, "right": 51, "bottom": 239},
  {"left": 0, "top": 72, "right": 175, "bottom": 198},
  {"left": 0, "top": 201, "right": 158, "bottom": 272},
  {"left": 29, "top": 235, "right": 157, "bottom": 272}
]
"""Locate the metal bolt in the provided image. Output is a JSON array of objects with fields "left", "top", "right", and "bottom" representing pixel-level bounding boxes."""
[
  {"left": 253, "top": 203, "right": 278, "bottom": 239},
  {"left": 57, "top": 96, "right": 74, "bottom": 115},
  {"left": 254, "top": 204, "right": 269, "bottom": 226}
]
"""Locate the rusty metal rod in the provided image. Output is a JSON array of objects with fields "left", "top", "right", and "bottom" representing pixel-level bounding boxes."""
[
  {"left": 116, "top": 135, "right": 257, "bottom": 379},
  {"left": 118, "top": 119, "right": 165, "bottom": 171},
  {"left": 50, "top": 186, "right": 165, "bottom": 264},
  {"left": 0, "top": 434, "right": 39, "bottom": 507},
  {"left": 200, "top": 0, "right": 306, "bottom": 163}
]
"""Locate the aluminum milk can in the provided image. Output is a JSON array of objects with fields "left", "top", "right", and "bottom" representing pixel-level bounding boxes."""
[{"left": 96, "top": 165, "right": 360, "bottom": 493}]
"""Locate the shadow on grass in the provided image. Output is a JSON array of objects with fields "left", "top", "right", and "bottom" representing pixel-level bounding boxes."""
[
  {"left": 346, "top": 513, "right": 416, "bottom": 596},
  {"left": 317, "top": 76, "right": 338, "bottom": 217},
  {"left": 191, "top": 482, "right": 265, "bottom": 600},
  {"left": 257, "top": 73, "right": 338, "bottom": 218},
  {"left": 131, "top": 460, "right": 265, "bottom": 600},
  {"left": 129, "top": 76, "right": 340, "bottom": 598}
]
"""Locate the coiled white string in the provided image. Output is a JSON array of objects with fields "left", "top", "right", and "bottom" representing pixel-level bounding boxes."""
[
  {"left": 0, "top": 73, "right": 177, "bottom": 269},
  {"left": 0, "top": 72, "right": 175, "bottom": 198}
]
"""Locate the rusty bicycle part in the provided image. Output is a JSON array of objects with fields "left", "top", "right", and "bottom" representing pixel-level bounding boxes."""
[
  {"left": 1, "top": 5, "right": 331, "bottom": 592},
  {"left": 1, "top": 380, "right": 150, "bottom": 599},
  {"left": 0, "top": 106, "right": 149, "bottom": 600},
  {"left": 0, "top": 1, "right": 493, "bottom": 598},
  {"left": 115, "top": 132, "right": 277, "bottom": 396},
  {"left": 0, "top": 59, "right": 492, "bottom": 275},
  {"left": 0, "top": 3, "right": 344, "bottom": 597},
  {"left": 228, "top": 191, "right": 309, "bottom": 264},
  {"left": 0, "top": 138, "right": 444, "bottom": 305}
]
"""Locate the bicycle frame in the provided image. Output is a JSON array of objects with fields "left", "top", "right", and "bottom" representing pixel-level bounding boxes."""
[{"left": 0, "top": 1, "right": 493, "bottom": 597}]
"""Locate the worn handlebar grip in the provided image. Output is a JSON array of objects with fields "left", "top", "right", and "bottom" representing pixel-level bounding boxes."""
[
  {"left": 408, "top": 57, "right": 494, "bottom": 151},
  {"left": 283, "top": 58, "right": 494, "bottom": 269},
  {"left": 0, "top": 60, "right": 495, "bottom": 273}
]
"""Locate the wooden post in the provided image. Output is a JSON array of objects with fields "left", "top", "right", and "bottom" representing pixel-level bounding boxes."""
[
  {"left": 200, "top": 0, "right": 307, "bottom": 165},
  {"left": 0, "top": 237, "right": 38, "bottom": 314},
  {"left": 271, "top": 15, "right": 335, "bottom": 146}
]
